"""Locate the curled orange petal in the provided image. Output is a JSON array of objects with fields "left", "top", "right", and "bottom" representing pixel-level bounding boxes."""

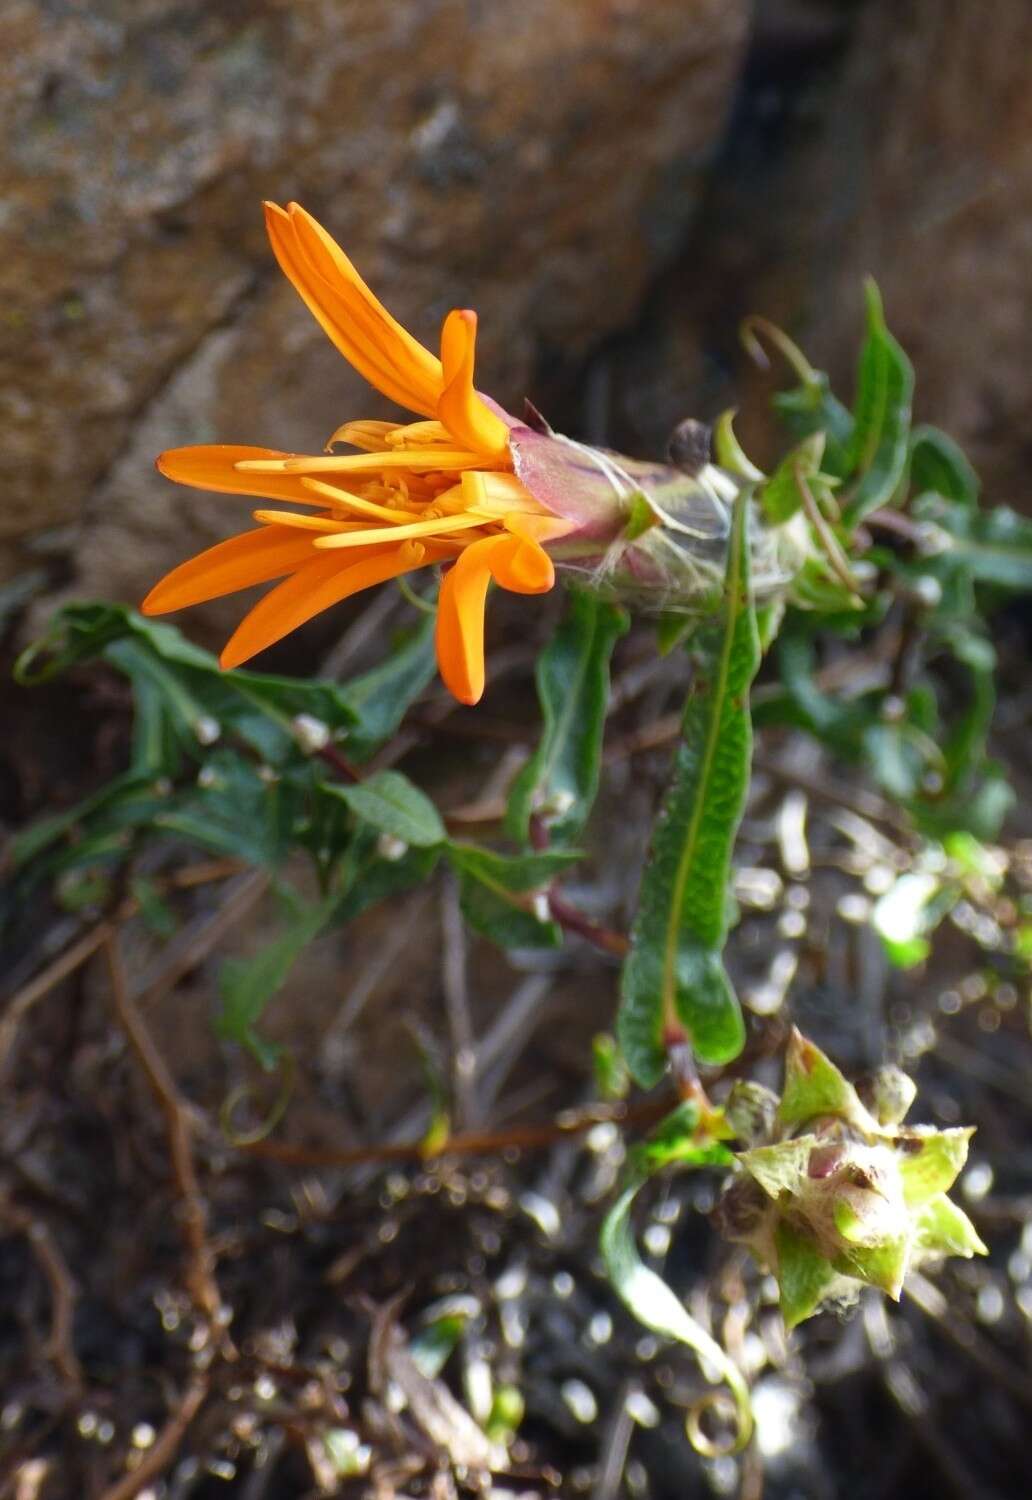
[
  {"left": 265, "top": 202, "right": 442, "bottom": 418},
  {"left": 435, "top": 537, "right": 500, "bottom": 706},
  {"left": 489, "top": 530, "right": 555, "bottom": 594},
  {"left": 141, "top": 526, "right": 320, "bottom": 615},
  {"left": 438, "top": 310, "right": 510, "bottom": 461},
  {"left": 220, "top": 540, "right": 435, "bottom": 669}
]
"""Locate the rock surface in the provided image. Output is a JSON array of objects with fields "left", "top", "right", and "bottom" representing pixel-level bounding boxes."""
[{"left": 1, "top": 0, "right": 748, "bottom": 618}]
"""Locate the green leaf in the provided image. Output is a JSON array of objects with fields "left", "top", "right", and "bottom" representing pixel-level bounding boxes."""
[
  {"left": 759, "top": 433, "right": 826, "bottom": 524},
  {"left": 332, "top": 828, "right": 441, "bottom": 924},
  {"left": 325, "top": 770, "right": 445, "bottom": 848},
  {"left": 841, "top": 281, "right": 914, "bottom": 526},
  {"left": 870, "top": 872, "right": 942, "bottom": 966},
  {"left": 909, "top": 425, "right": 979, "bottom": 507},
  {"left": 775, "top": 1222, "right": 838, "bottom": 1330},
  {"left": 338, "top": 613, "right": 438, "bottom": 762},
  {"left": 592, "top": 1033, "right": 630, "bottom": 1101},
  {"left": 619, "top": 492, "right": 759, "bottom": 1082},
  {"left": 916, "top": 497, "right": 1032, "bottom": 593},
  {"left": 446, "top": 844, "right": 581, "bottom": 950},
  {"left": 130, "top": 875, "right": 178, "bottom": 939},
  {"left": 773, "top": 379, "right": 854, "bottom": 481},
  {"left": 634, "top": 1102, "right": 735, "bottom": 1173},
  {"left": 778, "top": 1030, "right": 879, "bottom": 1133},
  {"left": 15, "top": 602, "right": 361, "bottom": 772},
  {"left": 913, "top": 1194, "right": 987, "bottom": 1258},
  {"left": 9, "top": 769, "right": 153, "bottom": 868},
  {"left": 410, "top": 1314, "right": 466, "bottom": 1379},
  {"left": 896, "top": 1128, "right": 973, "bottom": 1207},
  {"left": 601, "top": 1173, "right": 753, "bottom": 1451},
  {"left": 506, "top": 586, "right": 627, "bottom": 844},
  {"left": 216, "top": 891, "right": 330, "bottom": 1069}
]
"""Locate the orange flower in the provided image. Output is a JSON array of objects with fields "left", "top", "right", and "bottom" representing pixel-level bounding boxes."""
[{"left": 143, "top": 202, "right": 574, "bottom": 705}]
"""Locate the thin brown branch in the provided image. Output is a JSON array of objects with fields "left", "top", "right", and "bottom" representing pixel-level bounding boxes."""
[
  {"left": 239, "top": 1095, "right": 671, "bottom": 1170},
  {"left": 4, "top": 1204, "right": 82, "bottom": 1390},
  {"left": 0, "top": 921, "right": 115, "bottom": 1081},
  {"left": 547, "top": 890, "right": 630, "bottom": 957},
  {"left": 96, "top": 1373, "right": 209, "bottom": 1500},
  {"left": 102, "top": 933, "right": 226, "bottom": 1340},
  {"left": 794, "top": 462, "right": 864, "bottom": 603},
  {"left": 0, "top": 858, "right": 250, "bottom": 1083}
]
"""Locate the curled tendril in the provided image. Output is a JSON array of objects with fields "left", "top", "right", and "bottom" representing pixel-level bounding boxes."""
[
  {"left": 13, "top": 626, "right": 70, "bottom": 685},
  {"left": 686, "top": 1389, "right": 748, "bottom": 1460},
  {"left": 219, "top": 1051, "right": 296, "bottom": 1146},
  {"left": 740, "top": 315, "right": 822, "bottom": 391}
]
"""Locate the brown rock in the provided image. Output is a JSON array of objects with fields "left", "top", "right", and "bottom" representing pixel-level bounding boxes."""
[{"left": 2, "top": 0, "right": 748, "bottom": 623}]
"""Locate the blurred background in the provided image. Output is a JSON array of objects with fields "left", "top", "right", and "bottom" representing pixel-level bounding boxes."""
[
  {"left": 3, "top": 3, "right": 1032, "bottom": 1497},
  {"left": 3, "top": 0, "right": 1031, "bottom": 625}
]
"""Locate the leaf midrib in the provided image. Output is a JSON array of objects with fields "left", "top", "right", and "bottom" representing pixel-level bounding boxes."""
[{"left": 660, "top": 494, "right": 746, "bottom": 1032}]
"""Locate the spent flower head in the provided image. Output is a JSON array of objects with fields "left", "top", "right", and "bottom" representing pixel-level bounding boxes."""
[{"left": 716, "top": 1030, "right": 986, "bottom": 1329}]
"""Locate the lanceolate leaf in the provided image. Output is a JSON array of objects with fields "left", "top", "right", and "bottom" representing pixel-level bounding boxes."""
[
  {"left": 841, "top": 281, "right": 914, "bottom": 527},
  {"left": 325, "top": 770, "right": 445, "bottom": 848},
  {"left": 619, "top": 492, "right": 759, "bottom": 1084},
  {"left": 217, "top": 889, "right": 331, "bottom": 1069},
  {"left": 338, "top": 612, "right": 438, "bottom": 762},
  {"left": 445, "top": 844, "right": 582, "bottom": 949},
  {"left": 917, "top": 498, "right": 1032, "bottom": 593},
  {"left": 507, "top": 587, "right": 628, "bottom": 844},
  {"left": 909, "top": 425, "right": 980, "bottom": 507}
]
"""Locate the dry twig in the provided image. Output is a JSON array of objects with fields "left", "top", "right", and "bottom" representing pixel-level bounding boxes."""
[
  {"left": 102, "top": 932, "right": 226, "bottom": 1339},
  {"left": 96, "top": 1373, "right": 209, "bottom": 1500},
  {"left": 3, "top": 1203, "right": 82, "bottom": 1390}
]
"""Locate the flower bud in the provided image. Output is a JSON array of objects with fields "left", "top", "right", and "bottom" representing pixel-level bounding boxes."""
[{"left": 508, "top": 427, "right": 801, "bottom": 613}]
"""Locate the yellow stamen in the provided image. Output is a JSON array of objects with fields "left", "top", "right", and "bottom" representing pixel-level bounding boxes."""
[
  {"left": 300, "top": 477, "right": 427, "bottom": 524},
  {"left": 235, "top": 449, "right": 490, "bottom": 476},
  {"left": 251, "top": 509, "right": 373, "bottom": 533},
  {"left": 312, "top": 512, "right": 488, "bottom": 550}
]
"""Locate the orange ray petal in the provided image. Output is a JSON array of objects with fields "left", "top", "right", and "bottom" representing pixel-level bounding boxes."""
[
  {"left": 140, "top": 526, "right": 320, "bottom": 615},
  {"left": 503, "top": 510, "right": 576, "bottom": 545},
  {"left": 434, "top": 534, "right": 511, "bottom": 705},
  {"left": 490, "top": 528, "right": 556, "bottom": 594},
  {"left": 325, "top": 420, "right": 399, "bottom": 452},
  {"left": 220, "top": 540, "right": 435, "bottom": 669},
  {"left": 157, "top": 445, "right": 316, "bottom": 505},
  {"left": 438, "top": 310, "right": 510, "bottom": 460},
  {"left": 264, "top": 202, "right": 442, "bottom": 418}
]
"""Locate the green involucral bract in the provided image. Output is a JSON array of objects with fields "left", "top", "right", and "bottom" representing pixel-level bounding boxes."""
[{"left": 719, "top": 1030, "right": 986, "bottom": 1330}]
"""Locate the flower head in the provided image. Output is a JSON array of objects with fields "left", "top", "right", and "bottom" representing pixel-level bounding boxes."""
[
  {"left": 143, "top": 203, "right": 768, "bottom": 702},
  {"left": 143, "top": 202, "right": 575, "bottom": 704}
]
